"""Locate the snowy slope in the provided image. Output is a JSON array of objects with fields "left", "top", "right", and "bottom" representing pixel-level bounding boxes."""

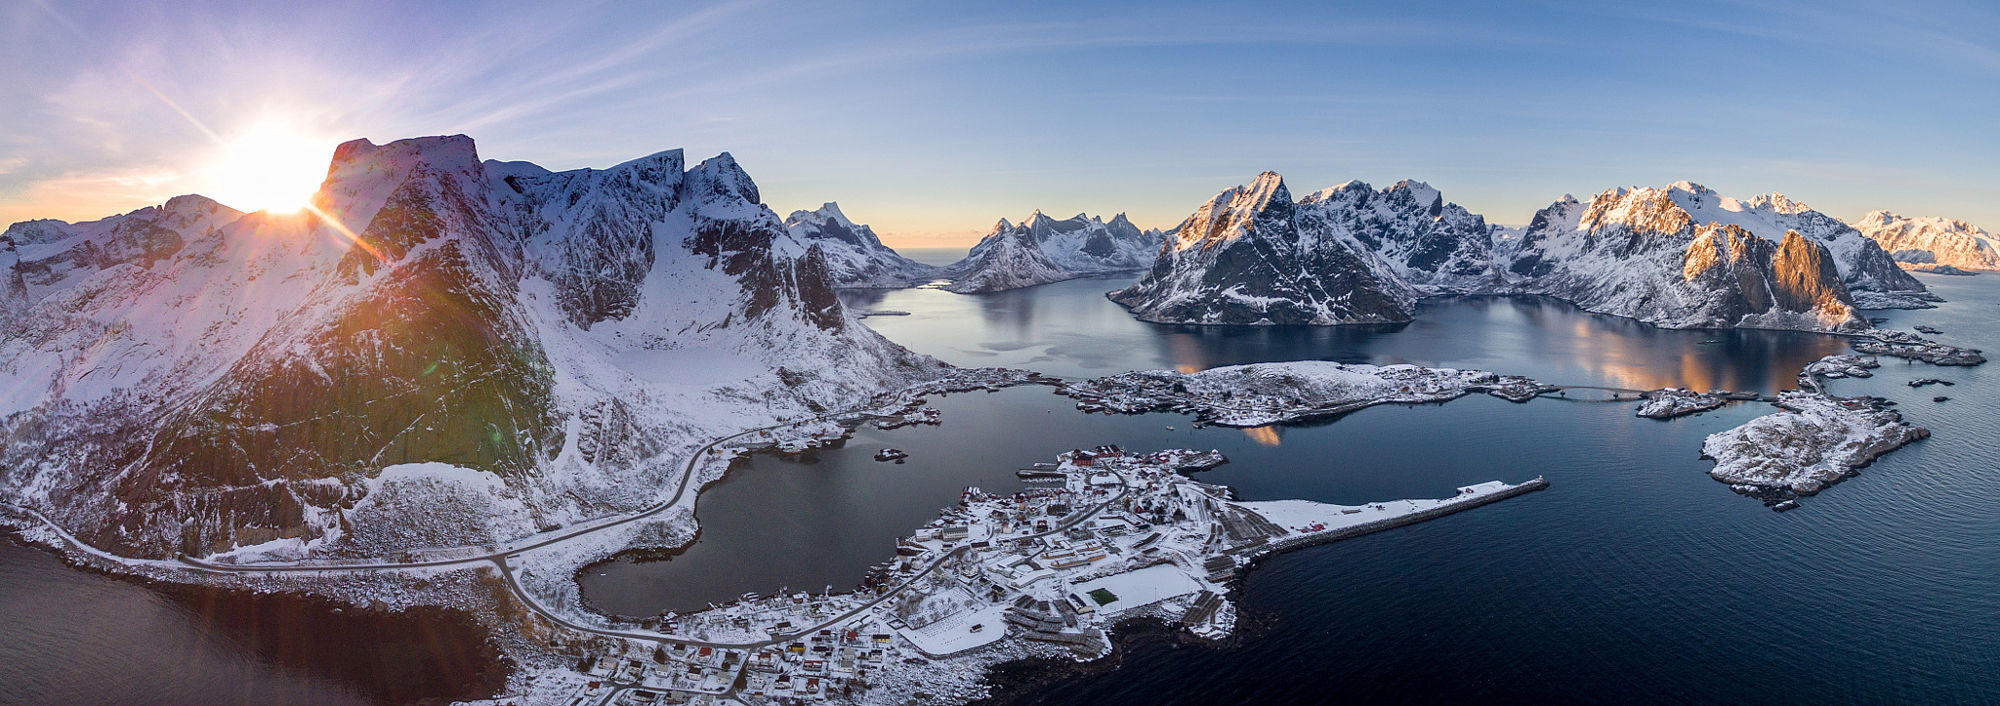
[
  {"left": 1851, "top": 210, "right": 2000, "bottom": 272},
  {"left": 779, "top": 202, "right": 937, "bottom": 288},
  {"left": 942, "top": 212, "right": 1163, "bottom": 293},
  {"left": 0, "top": 134, "right": 942, "bottom": 558}
]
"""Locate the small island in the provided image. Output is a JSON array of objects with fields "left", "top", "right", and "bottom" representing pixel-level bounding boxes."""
[{"left": 1057, "top": 361, "right": 1551, "bottom": 427}]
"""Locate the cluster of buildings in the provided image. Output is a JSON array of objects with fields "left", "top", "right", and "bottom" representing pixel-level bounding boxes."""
[
  {"left": 532, "top": 430, "right": 1543, "bottom": 703},
  {"left": 573, "top": 641, "right": 742, "bottom": 703},
  {"left": 869, "top": 445, "right": 1257, "bottom": 657},
  {"left": 737, "top": 627, "right": 896, "bottom": 700}
]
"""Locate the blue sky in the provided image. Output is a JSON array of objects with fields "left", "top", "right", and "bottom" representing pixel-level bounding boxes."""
[{"left": 3, "top": 0, "right": 1996, "bottom": 246}]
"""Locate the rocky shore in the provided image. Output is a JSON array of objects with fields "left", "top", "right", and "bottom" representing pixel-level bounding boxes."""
[
  {"left": 1850, "top": 330, "right": 1986, "bottom": 366},
  {"left": 1700, "top": 391, "right": 1928, "bottom": 506}
]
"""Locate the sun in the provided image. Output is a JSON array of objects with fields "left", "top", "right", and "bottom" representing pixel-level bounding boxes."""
[{"left": 207, "top": 121, "right": 335, "bottom": 214}]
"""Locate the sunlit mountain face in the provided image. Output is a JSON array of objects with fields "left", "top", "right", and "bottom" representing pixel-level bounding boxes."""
[{"left": 0, "top": 133, "right": 939, "bottom": 558}]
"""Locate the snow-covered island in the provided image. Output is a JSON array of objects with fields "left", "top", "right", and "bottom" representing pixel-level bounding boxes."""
[
  {"left": 1700, "top": 391, "right": 1928, "bottom": 508},
  {"left": 1849, "top": 329, "right": 1986, "bottom": 366},
  {"left": 1058, "top": 361, "right": 1552, "bottom": 427},
  {"left": 1634, "top": 388, "right": 1740, "bottom": 419}
]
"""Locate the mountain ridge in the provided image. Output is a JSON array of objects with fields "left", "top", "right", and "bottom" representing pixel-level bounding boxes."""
[
  {"left": 1110, "top": 174, "right": 1929, "bottom": 331},
  {"left": 0, "top": 134, "right": 942, "bottom": 558}
]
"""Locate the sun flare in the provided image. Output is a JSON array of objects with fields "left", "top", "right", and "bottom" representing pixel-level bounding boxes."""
[{"left": 206, "top": 121, "right": 333, "bottom": 214}]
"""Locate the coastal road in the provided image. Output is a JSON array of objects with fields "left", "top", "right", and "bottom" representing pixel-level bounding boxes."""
[{"left": 175, "top": 407, "right": 894, "bottom": 574}]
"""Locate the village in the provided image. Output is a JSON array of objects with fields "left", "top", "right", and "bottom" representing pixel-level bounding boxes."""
[{"left": 536, "top": 444, "right": 1545, "bottom": 705}]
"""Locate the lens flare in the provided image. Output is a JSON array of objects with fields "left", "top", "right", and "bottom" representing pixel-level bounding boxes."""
[{"left": 207, "top": 121, "right": 333, "bottom": 214}]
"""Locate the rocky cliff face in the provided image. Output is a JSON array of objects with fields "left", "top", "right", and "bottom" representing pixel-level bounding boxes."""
[
  {"left": 779, "top": 202, "right": 936, "bottom": 288},
  {"left": 1108, "top": 172, "right": 1415, "bottom": 325},
  {"left": 0, "top": 135, "right": 939, "bottom": 558},
  {"left": 942, "top": 211, "right": 1164, "bottom": 293},
  {"left": 1631, "top": 184, "right": 1926, "bottom": 306},
  {"left": 1499, "top": 185, "right": 1869, "bottom": 331},
  {"left": 1851, "top": 210, "right": 2000, "bottom": 272},
  {"left": 1298, "top": 180, "right": 1498, "bottom": 293}
]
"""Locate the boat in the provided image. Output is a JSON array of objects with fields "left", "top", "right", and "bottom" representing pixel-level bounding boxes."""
[{"left": 874, "top": 448, "right": 909, "bottom": 462}]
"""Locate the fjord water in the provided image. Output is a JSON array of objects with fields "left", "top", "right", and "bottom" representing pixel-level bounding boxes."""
[
  {"left": 589, "top": 273, "right": 1999, "bottom": 703},
  {"left": 4, "top": 272, "right": 1994, "bottom": 704},
  {"left": 0, "top": 538, "right": 504, "bottom": 704}
]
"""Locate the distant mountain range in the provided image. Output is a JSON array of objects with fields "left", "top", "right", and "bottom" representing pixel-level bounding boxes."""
[
  {"left": 1110, "top": 174, "right": 1943, "bottom": 331},
  {"left": 0, "top": 135, "right": 939, "bottom": 558},
  {"left": 1850, "top": 211, "right": 1999, "bottom": 273},
  {"left": 767, "top": 206, "right": 1164, "bottom": 293},
  {"left": 941, "top": 212, "right": 1164, "bottom": 293}
]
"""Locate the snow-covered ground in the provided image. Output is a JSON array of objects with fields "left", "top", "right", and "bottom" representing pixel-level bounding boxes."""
[
  {"left": 1060, "top": 361, "right": 1549, "bottom": 426},
  {"left": 1634, "top": 388, "right": 1731, "bottom": 419},
  {"left": 1701, "top": 391, "right": 1927, "bottom": 502}
]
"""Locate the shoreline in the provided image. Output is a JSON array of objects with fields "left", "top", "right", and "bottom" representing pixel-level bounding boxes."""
[{"left": 0, "top": 327, "right": 1970, "bottom": 703}]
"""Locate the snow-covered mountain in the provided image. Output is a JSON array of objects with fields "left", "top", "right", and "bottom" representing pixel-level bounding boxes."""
[
  {"left": 939, "top": 217, "right": 1072, "bottom": 294},
  {"left": 1112, "top": 175, "right": 1925, "bottom": 331},
  {"left": 1567, "top": 183, "right": 1926, "bottom": 308},
  {"left": 779, "top": 202, "right": 936, "bottom": 288},
  {"left": 0, "top": 134, "right": 940, "bottom": 559},
  {"left": 1109, "top": 172, "right": 1417, "bottom": 325},
  {"left": 943, "top": 211, "right": 1163, "bottom": 293},
  {"left": 1850, "top": 210, "right": 2000, "bottom": 272},
  {"left": 1498, "top": 184, "right": 1868, "bottom": 330},
  {"left": 1298, "top": 179, "right": 1499, "bottom": 293}
]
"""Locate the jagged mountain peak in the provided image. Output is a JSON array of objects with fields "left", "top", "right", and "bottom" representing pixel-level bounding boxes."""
[
  {"left": 316, "top": 134, "right": 487, "bottom": 232},
  {"left": 609, "top": 147, "right": 687, "bottom": 173},
  {"left": 1857, "top": 209, "right": 1902, "bottom": 225},
  {"left": 1176, "top": 171, "right": 1293, "bottom": 251},
  {"left": 1386, "top": 180, "right": 1442, "bottom": 209},
  {"left": 779, "top": 200, "right": 933, "bottom": 289},
  {"left": 1113, "top": 169, "right": 1413, "bottom": 325},
  {"left": 1747, "top": 192, "right": 1811, "bottom": 214},
  {"left": 684, "top": 151, "right": 760, "bottom": 207},
  {"left": 1245, "top": 170, "right": 1288, "bottom": 199},
  {"left": 786, "top": 201, "right": 856, "bottom": 229},
  {"left": 1666, "top": 179, "right": 1714, "bottom": 194},
  {"left": 1301, "top": 179, "right": 1449, "bottom": 221},
  {"left": 328, "top": 134, "right": 482, "bottom": 176},
  {"left": 1303, "top": 180, "right": 1370, "bottom": 204},
  {"left": 944, "top": 208, "right": 1166, "bottom": 292},
  {"left": 159, "top": 193, "right": 238, "bottom": 217}
]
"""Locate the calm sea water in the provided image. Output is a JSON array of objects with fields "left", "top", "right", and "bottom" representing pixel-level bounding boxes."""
[
  {"left": 896, "top": 246, "right": 971, "bottom": 267},
  {"left": 590, "top": 272, "right": 2000, "bottom": 703},
  {"left": 5, "top": 272, "right": 1995, "bottom": 704},
  {"left": 0, "top": 537, "right": 505, "bottom": 704}
]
